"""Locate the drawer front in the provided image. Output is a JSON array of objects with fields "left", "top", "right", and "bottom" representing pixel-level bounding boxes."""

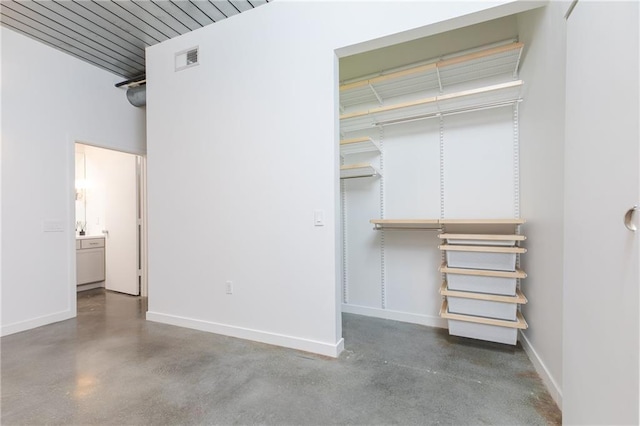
[
  {"left": 76, "top": 240, "right": 81, "bottom": 250},
  {"left": 81, "top": 238, "right": 105, "bottom": 249}
]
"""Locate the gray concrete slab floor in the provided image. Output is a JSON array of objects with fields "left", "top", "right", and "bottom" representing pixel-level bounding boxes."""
[{"left": 1, "top": 289, "right": 561, "bottom": 425}]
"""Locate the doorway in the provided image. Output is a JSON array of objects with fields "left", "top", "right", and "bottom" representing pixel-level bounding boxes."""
[{"left": 74, "top": 143, "right": 147, "bottom": 298}]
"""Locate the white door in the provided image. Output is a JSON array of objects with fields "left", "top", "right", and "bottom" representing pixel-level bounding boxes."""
[
  {"left": 564, "top": 2, "right": 639, "bottom": 424},
  {"left": 101, "top": 148, "right": 140, "bottom": 296}
]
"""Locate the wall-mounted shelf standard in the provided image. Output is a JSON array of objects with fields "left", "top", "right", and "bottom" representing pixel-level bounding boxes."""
[
  {"left": 340, "top": 41, "right": 524, "bottom": 108},
  {"left": 340, "top": 137, "right": 380, "bottom": 156},
  {"left": 340, "top": 163, "right": 381, "bottom": 180},
  {"left": 340, "top": 80, "right": 523, "bottom": 133},
  {"left": 370, "top": 219, "right": 441, "bottom": 230}
]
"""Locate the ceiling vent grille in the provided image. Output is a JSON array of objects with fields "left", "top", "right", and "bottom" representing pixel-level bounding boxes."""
[{"left": 175, "top": 47, "right": 199, "bottom": 71}]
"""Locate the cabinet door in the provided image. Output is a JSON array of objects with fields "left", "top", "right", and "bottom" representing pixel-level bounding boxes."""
[
  {"left": 77, "top": 248, "right": 106, "bottom": 285},
  {"left": 564, "top": 2, "right": 639, "bottom": 423}
]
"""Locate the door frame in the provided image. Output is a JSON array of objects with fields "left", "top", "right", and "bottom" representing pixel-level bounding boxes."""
[{"left": 69, "top": 138, "right": 148, "bottom": 310}]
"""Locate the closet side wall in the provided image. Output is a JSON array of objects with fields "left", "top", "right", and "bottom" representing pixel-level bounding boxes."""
[{"left": 517, "top": 3, "right": 566, "bottom": 407}]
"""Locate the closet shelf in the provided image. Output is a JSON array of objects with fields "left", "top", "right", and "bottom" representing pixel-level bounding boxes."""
[
  {"left": 439, "top": 244, "right": 527, "bottom": 254},
  {"left": 370, "top": 219, "right": 441, "bottom": 230},
  {"left": 340, "top": 42, "right": 524, "bottom": 108},
  {"left": 440, "top": 300, "right": 528, "bottom": 329},
  {"left": 439, "top": 219, "right": 525, "bottom": 225},
  {"left": 340, "top": 80, "right": 523, "bottom": 133},
  {"left": 439, "top": 281, "right": 527, "bottom": 304},
  {"left": 440, "top": 263, "right": 527, "bottom": 279},
  {"left": 340, "top": 163, "right": 381, "bottom": 180},
  {"left": 340, "top": 137, "right": 380, "bottom": 156},
  {"left": 438, "top": 233, "right": 526, "bottom": 242}
]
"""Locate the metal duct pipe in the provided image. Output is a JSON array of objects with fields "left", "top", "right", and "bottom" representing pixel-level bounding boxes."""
[{"left": 126, "top": 85, "right": 146, "bottom": 107}]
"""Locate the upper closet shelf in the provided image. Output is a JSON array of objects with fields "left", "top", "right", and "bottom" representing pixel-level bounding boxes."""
[
  {"left": 340, "top": 80, "right": 523, "bottom": 133},
  {"left": 340, "top": 42, "right": 524, "bottom": 108},
  {"left": 340, "top": 163, "right": 381, "bottom": 180},
  {"left": 340, "top": 137, "right": 380, "bottom": 156}
]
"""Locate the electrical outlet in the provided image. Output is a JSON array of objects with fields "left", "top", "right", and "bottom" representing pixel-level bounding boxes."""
[{"left": 225, "top": 280, "right": 233, "bottom": 295}]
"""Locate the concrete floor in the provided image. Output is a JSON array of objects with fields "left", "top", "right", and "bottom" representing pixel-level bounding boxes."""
[{"left": 2, "top": 289, "right": 560, "bottom": 425}]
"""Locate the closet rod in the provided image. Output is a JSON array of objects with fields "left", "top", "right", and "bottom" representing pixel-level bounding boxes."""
[{"left": 372, "top": 99, "right": 521, "bottom": 128}]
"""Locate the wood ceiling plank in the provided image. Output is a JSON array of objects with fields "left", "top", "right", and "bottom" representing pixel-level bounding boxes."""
[
  {"left": 191, "top": 1, "right": 228, "bottom": 21},
  {"left": 151, "top": 1, "right": 202, "bottom": 32},
  {"left": 1, "top": 6, "right": 142, "bottom": 76},
  {"left": 0, "top": 15, "right": 138, "bottom": 77},
  {"left": 34, "top": 1, "right": 146, "bottom": 61},
  {"left": 171, "top": 1, "right": 216, "bottom": 27},
  {"left": 4, "top": 1, "right": 145, "bottom": 69}
]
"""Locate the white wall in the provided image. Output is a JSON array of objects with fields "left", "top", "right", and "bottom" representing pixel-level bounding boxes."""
[
  {"left": 146, "top": 0, "right": 543, "bottom": 357},
  {"left": 342, "top": 105, "right": 517, "bottom": 326},
  {"left": 1, "top": 28, "right": 145, "bottom": 335},
  {"left": 517, "top": 2, "right": 567, "bottom": 407}
]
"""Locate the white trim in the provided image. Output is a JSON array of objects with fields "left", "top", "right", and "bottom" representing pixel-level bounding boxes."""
[
  {"left": 146, "top": 311, "right": 345, "bottom": 358},
  {"left": 76, "top": 282, "right": 105, "bottom": 292},
  {"left": 519, "top": 331, "right": 563, "bottom": 410},
  {"left": 1, "top": 309, "right": 74, "bottom": 336},
  {"left": 342, "top": 304, "right": 447, "bottom": 328}
]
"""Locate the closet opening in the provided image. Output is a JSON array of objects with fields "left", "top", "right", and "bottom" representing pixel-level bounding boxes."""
[{"left": 337, "top": 16, "right": 527, "bottom": 346}]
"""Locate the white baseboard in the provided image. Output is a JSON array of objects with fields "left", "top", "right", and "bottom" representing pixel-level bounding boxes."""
[
  {"left": 1, "top": 309, "right": 75, "bottom": 337},
  {"left": 146, "top": 311, "right": 344, "bottom": 358},
  {"left": 77, "top": 282, "right": 104, "bottom": 292},
  {"left": 519, "top": 331, "right": 563, "bottom": 410},
  {"left": 342, "top": 304, "right": 447, "bottom": 329}
]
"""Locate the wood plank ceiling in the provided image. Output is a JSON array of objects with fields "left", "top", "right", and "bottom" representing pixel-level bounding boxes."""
[{"left": 0, "top": 0, "right": 270, "bottom": 79}]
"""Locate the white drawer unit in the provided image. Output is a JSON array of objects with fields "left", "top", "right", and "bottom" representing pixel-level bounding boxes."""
[
  {"left": 439, "top": 244, "right": 526, "bottom": 272},
  {"left": 440, "top": 300, "right": 528, "bottom": 345},
  {"left": 439, "top": 282, "right": 527, "bottom": 321},
  {"left": 437, "top": 226, "right": 528, "bottom": 345},
  {"left": 76, "top": 237, "right": 105, "bottom": 285}
]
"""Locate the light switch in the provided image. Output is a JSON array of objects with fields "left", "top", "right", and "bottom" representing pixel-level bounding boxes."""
[{"left": 314, "top": 210, "right": 324, "bottom": 226}]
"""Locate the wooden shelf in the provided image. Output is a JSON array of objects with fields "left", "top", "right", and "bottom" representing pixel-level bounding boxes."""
[
  {"left": 439, "top": 244, "right": 527, "bottom": 254},
  {"left": 440, "top": 300, "right": 528, "bottom": 329},
  {"left": 439, "top": 281, "right": 527, "bottom": 304},
  {"left": 370, "top": 219, "right": 441, "bottom": 230},
  {"left": 340, "top": 80, "right": 523, "bottom": 133},
  {"left": 340, "top": 137, "right": 380, "bottom": 156},
  {"left": 440, "top": 263, "right": 527, "bottom": 279},
  {"left": 340, "top": 42, "right": 524, "bottom": 108},
  {"left": 439, "top": 219, "right": 526, "bottom": 225},
  {"left": 340, "top": 163, "right": 380, "bottom": 180},
  {"left": 438, "top": 233, "right": 526, "bottom": 241}
]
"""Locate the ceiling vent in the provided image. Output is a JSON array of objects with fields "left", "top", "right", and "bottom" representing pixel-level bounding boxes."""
[{"left": 175, "top": 47, "right": 199, "bottom": 71}]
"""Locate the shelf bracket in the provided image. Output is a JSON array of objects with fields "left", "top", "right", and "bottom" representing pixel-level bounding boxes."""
[
  {"left": 513, "top": 47, "right": 523, "bottom": 78},
  {"left": 368, "top": 83, "right": 383, "bottom": 105}
]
